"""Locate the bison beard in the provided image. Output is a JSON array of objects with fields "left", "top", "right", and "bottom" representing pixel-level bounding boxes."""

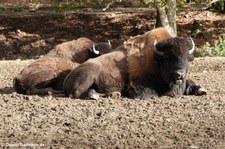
[{"left": 63, "top": 27, "right": 206, "bottom": 99}]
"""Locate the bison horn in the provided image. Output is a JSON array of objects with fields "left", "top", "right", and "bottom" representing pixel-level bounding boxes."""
[
  {"left": 92, "top": 44, "right": 100, "bottom": 55},
  {"left": 108, "top": 40, "right": 112, "bottom": 48},
  {"left": 153, "top": 39, "right": 164, "bottom": 56},
  {"left": 189, "top": 37, "right": 195, "bottom": 54}
]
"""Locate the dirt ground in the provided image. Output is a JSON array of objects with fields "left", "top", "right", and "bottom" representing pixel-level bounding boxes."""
[
  {"left": 1, "top": 2, "right": 225, "bottom": 148},
  {"left": 0, "top": 57, "right": 225, "bottom": 148}
]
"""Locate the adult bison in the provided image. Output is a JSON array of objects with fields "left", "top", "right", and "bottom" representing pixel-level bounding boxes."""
[
  {"left": 13, "top": 37, "right": 112, "bottom": 95},
  {"left": 63, "top": 27, "right": 206, "bottom": 99}
]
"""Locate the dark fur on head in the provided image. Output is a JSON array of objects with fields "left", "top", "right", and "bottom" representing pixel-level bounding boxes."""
[
  {"left": 89, "top": 40, "right": 112, "bottom": 56},
  {"left": 153, "top": 37, "right": 195, "bottom": 96},
  {"left": 154, "top": 37, "right": 194, "bottom": 59}
]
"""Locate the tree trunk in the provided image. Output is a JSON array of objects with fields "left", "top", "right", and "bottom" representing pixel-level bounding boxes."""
[
  {"left": 166, "top": 0, "right": 177, "bottom": 36},
  {"left": 155, "top": 0, "right": 177, "bottom": 37},
  {"left": 155, "top": 8, "right": 163, "bottom": 27}
]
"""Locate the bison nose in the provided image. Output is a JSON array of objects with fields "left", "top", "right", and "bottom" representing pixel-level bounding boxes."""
[{"left": 175, "top": 70, "right": 186, "bottom": 80}]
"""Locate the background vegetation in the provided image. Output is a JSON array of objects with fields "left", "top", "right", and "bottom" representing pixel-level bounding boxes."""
[
  {"left": 200, "top": 35, "right": 225, "bottom": 57},
  {"left": 0, "top": 0, "right": 224, "bottom": 57}
]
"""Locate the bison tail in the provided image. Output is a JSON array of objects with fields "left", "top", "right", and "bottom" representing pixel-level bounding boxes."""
[{"left": 13, "top": 78, "right": 26, "bottom": 94}]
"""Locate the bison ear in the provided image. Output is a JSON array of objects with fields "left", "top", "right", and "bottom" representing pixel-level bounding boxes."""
[
  {"left": 189, "top": 38, "right": 195, "bottom": 55},
  {"left": 153, "top": 39, "right": 164, "bottom": 56}
]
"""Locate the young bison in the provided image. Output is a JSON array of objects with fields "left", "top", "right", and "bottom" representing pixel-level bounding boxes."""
[{"left": 13, "top": 37, "right": 112, "bottom": 95}]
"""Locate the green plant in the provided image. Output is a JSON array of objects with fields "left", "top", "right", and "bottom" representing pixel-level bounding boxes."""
[
  {"left": 200, "top": 35, "right": 225, "bottom": 57},
  {"left": 0, "top": 6, "right": 6, "bottom": 11},
  {"left": 11, "top": 6, "right": 25, "bottom": 12},
  {"left": 209, "top": 0, "right": 225, "bottom": 13},
  {"left": 51, "top": 0, "right": 80, "bottom": 12}
]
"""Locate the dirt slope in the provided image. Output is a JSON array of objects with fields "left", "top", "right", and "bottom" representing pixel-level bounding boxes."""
[
  {"left": 0, "top": 57, "right": 225, "bottom": 148},
  {"left": 0, "top": 10, "right": 225, "bottom": 60}
]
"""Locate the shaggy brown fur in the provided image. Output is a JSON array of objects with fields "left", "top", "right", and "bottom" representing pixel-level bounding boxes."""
[
  {"left": 63, "top": 28, "right": 206, "bottom": 99},
  {"left": 47, "top": 37, "right": 94, "bottom": 63},
  {"left": 63, "top": 48, "right": 128, "bottom": 98},
  {"left": 124, "top": 27, "right": 172, "bottom": 86},
  {"left": 13, "top": 37, "right": 112, "bottom": 95},
  {"left": 125, "top": 28, "right": 205, "bottom": 98}
]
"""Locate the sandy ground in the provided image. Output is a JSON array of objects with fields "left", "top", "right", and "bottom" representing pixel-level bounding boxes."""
[{"left": 0, "top": 57, "right": 225, "bottom": 148}]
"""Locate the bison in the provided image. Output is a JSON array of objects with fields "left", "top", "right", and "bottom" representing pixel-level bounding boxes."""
[
  {"left": 63, "top": 27, "right": 207, "bottom": 99},
  {"left": 13, "top": 37, "right": 112, "bottom": 95}
]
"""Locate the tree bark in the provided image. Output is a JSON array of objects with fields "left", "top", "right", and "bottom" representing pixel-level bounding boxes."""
[
  {"left": 155, "top": 0, "right": 177, "bottom": 37},
  {"left": 166, "top": 0, "right": 177, "bottom": 36}
]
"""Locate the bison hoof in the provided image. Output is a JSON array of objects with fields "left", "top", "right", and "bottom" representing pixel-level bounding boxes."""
[
  {"left": 48, "top": 91, "right": 53, "bottom": 96},
  {"left": 108, "top": 91, "right": 121, "bottom": 99},
  {"left": 88, "top": 89, "right": 106, "bottom": 100},
  {"left": 196, "top": 87, "right": 207, "bottom": 95}
]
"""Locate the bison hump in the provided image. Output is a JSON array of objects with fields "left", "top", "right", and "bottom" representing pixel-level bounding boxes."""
[{"left": 124, "top": 27, "right": 172, "bottom": 86}]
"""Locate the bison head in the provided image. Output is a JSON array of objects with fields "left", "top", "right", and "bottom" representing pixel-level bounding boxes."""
[
  {"left": 153, "top": 37, "right": 195, "bottom": 95},
  {"left": 89, "top": 40, "right": 112, "bottom": 56}
]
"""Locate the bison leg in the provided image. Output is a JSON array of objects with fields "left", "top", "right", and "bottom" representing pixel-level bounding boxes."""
[
  {"left": 26, "top": 76, "right": 64, "bottom": 96},
  {"left": 184, "top": 79, "right": 207, "bottom": 95},
  {"left": 27, "top": 86, "right": 64, "bottom": 96},
  {"left": 108, "top": 91, "right": 122, "bottom": 99},
  {"left": 128, "top": 86, "right": 159, "bottom": 100},
  {"left": 87, "top": 90, "right": 122, "bottom": 100},
  {"left": 70, "top": 75, "right": 96, "bottom": 98},
  {"left": 14, "top": 66, "right": 61, "bottom": 95},
  {"left": 13, "top": 78, "right": 27, "bottom": 94},
  {"left": 64, "top": 62, "right": 101, "bottom": 98}
]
